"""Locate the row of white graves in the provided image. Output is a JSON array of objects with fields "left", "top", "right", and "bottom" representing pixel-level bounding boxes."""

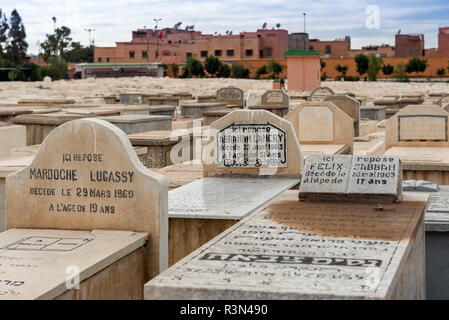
[{"left": 145, "top": 150, "right": 426, "bottom": 299}]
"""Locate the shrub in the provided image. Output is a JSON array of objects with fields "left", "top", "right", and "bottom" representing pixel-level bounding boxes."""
[
  {"left": 367, "top": 56, "right": 382, "bottom": 81},
  {"left": 321, "top": 71, "right": 327, "bottom": 81},
  {"left": 39, "top": 58, "right": 68, "bottom": 80},
  {"left": 382, "top": 64, "right": 394, "bottom": 76},
  {"left": 171, "top": 63, "right": 179, "bottom": 77},
  {"left": 354, "top": 54, "right": 369, "bottom": 76},
  {"left": 393, "top": 62, "right": 409, "bottom": 82},
  {"left": 231, "top": 62, "right": 250, "bottom": 78},
  {"left": 405, "top": 57, "right": 428, "bottom": 74},
  {"left": 204, "top": 55, "right": 222, "bottom": 77},
  {"left": 335, "top": 64, "right": 348, "bottom": 77},
  {"left": 267, "top": 59, "right": 283, "bottom": 79},
  {"left": 437, "top": 68, "right": 446, "bottom": 77},
  {"left": 256, "top": 65, "right": 268, "bottom": 77},
  {"left": 182, "top": 57, "right": 205, "bottom": 78},
  {"left": 217, "top": 63, "right": 231, "bottom": 78}
]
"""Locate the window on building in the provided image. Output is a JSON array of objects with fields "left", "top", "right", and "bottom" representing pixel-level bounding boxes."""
[
  {"left": 201, "top": 51, "right": 208, "bottom": 57},
  {"left": 259, "top": 50, "right": 263, "bottom": 58},
  {"left": 179, "top": 40, "right": 182, "bottom": 43},
  {"left": 215, "top": 50, "right": 222, "bottom": 56},
  {"left": 264, "top": 47, "right": 272, "bottom": 57},
  {"left": 129, "top": 51, "right": 135, "bottom": 58},
  {"left": 325, "top": 45, "right": 331, "bottom": 54},
  {"left": 98, "top": 57, "right": 102, "bottom": 62},
  {"left": 106, "top": 57, "right": 110, "bottom": 62},
  {"left": 246, "top": 49, "right": 253, "bottom": 56},
  {"left": 168, "top": 40, "right": 172, "bottom": 44},
  {"left": 309, "top": 45, "right": 314, "bottom": 50},
  {"left": 142, "top": 51, "right": 148, "bottom": 58},
  {"left": 186, "top": 52, "right": 192, "bottom": 58},
  {"left": 227, "top": 49, "right": 234, "bottom": 56},
  {"left": 162, "top": 51, "right": 170, "bottom": 56}
]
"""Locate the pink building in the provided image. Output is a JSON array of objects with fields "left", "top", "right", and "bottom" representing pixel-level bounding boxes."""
[{"left": 284, "top": 50, "right": 322, "bottom": 92}]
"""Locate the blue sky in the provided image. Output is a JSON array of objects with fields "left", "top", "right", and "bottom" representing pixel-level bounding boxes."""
[{"left": 0, "top": 0, "right": 448, "bottom": 54}]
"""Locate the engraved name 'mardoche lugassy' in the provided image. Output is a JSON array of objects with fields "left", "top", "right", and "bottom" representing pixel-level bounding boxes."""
[
  {"left": 216, "top": 122, "right": 288, "bottom": 168},
  {"left": 27, "top": 152, "right": 136, "bottom": 215}
]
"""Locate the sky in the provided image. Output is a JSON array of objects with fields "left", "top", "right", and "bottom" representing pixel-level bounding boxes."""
[{"left": 0, "top": 0, "right": 448, "bottom": 54}]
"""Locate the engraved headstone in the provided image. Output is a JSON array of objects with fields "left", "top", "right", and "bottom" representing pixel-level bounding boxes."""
[
  {"left": 308, "top": 86, "right": 335, "bottom": 102},
  {"left": 299, "top": 155, "right": 402, "bottom": 203},
  {"left": 324, "top": 94, "right": 360, "bottom": 137},
  {"left": 5, "top": 118, "right": 168, "bottom": 278},
  {"left": 216, "top": 86, "right": 244, "bottom": 108},
  {"left": 203, "top": 110, "right": 303, "bottom": 177},
  {"left": 261, "top": 90, "right": 289, "bottom": 106}
]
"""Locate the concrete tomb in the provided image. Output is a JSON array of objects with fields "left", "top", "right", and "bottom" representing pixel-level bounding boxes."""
[
  {"left": 145, "top": 194, "right": 425, "bottom": 299},
  {"left": 284, "top": 101, "right": 353, "bottom": 154},
  {"left": 167, "top": 110, "right": 302, "bottom": 265},
  {"left": 308, "top": 86, "right": 335, "bottom": 102},
  {"left": 299, "top": 154, "right": 402, "bottom": 203},
  {"left": 324, "top": 94, "right": 361, "bottom": 137},
  {"left": 0, "top": 125, "right": 26, "bottom": 159},
  {"left": 360, "top": 106, "right": 386, "bottom": 121},
  {"left": 248, "top": 90, "right": 289, "bottom": 117},
  {"left": 2, "top": 118, "right": 168, "bottom": 299},
  {"left": 216, "top": 86, "right": 244, "bottom": 108},
  {"left": 181, "top": 102, "right": 227, "bottom": 117},
  {"left": 148, "top": 105, "right": 176, "bottom": 118},
  {"left": 384, "top": 105, "right": 449, "bottom": 184},
  {"left": 119, "top": 93, "right": 142, "bottom": 105},
  {"left": 98, "top": 115, "right": 172, "bottom": 135},
  {"left": 403, "top": 180, "right": 438, "bottom": 192}
]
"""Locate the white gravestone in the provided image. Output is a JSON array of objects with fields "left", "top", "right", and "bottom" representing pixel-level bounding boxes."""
[{"left": 298, "top": 107, "right": 333, "bottom": 142}]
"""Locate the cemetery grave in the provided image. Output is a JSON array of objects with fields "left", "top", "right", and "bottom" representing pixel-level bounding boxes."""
[
  {"left": 284, "top": 101, "right": 353, "bottom": 155},
  {"left": 1, "top": 118, "right": 169, "bottom": 299},
  {"left": 167, "top": 109, "right": 302, "bottom": 265},
  {"left": 324, "top": 94, "right": 361, "bottom": 137},
  {"left": 180, "top": 102, "right": 228, "bottom": 117},
  {"left": 383, "top": 105, "right": 449, "bottom": 184},
  {"left": 216, "top": 86, "right": 245, "bottom": 108},
  {"left": 247, "top": 90, "right": 290, "bottom": 117},
  {"left": 307, "top": 86, "right": 335, "bottom": 101}
]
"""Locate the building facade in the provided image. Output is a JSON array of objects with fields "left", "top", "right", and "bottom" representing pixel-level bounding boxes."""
[
  {"left": 95, "top": 27, "right": 289, "bottom": 64},
  {"left": 308, "top": 36, "right": 351, "bottom": 58},
  {"left": 395, "top": 33, "right": 425, "bottom": 57}
]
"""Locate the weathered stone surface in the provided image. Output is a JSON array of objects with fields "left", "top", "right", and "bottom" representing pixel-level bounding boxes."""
[
  {"left": 298, "top": 107, "right": 333, "bottom": 142},
  {"left": 284, "top": 101, "right": 354, "bottom": 153},
  {"left": 360, "top": 106, "right": 386, "bottom": 121},
  {"left": 181, "top": 102, "right": 227, "bottom": 117},
  {"left": 216, "top": 86, "right": 244, "bottom": 107},
  {"left": 0, "top": 229, "right": 147, "bottom": 300},
  {"left": 168, "top": 177, "right": 299, "bottom": 219},
  {"left": 5, "top": 118, "right": 168, "bottom": 278},
  {"left": 0, "top": 125, "right": 26, "bottom": 159},
  {"left": 203, "top": 110, "right": 303, "bottom": 178},
  {"left": 145, "top": 199, "right": 425, "bottom": 300},
  {"left": 119, "top": 93, "right": 142, "bottom": 104},
  {"left": 308, "top": 86, "right": 335, "bottom": 101},
  {"left": 403, "top": 180, "right": 438, "bottom": 192},
  {"left": 261, "top": 90, "right": 289, "bottom": 106},
  {"left": 324, "top": 94, "right": 360, "bottom": 137},
  {"left": 299, "top": 155, "right": 402, "bottom": 203},
  {"left": 99, "top": 115, "right": 172, "bottom": 134}
]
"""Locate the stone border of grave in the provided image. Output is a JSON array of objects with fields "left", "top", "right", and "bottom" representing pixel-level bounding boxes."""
[{"left": 308, "top": 86, "right": 335, "bottom": 101}]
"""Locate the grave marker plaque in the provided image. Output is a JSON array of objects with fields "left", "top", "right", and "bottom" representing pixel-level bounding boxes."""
[
  {"left": 261, "top": 90, "right": 289, "bottom": 106},
  {"left": 5, "top": 118, "right": 168, "bottom": 278},
  {"left": 298, "top": 107, "right": 333, "bottom": 142},
  {"left": 299, "top": 155, "right": 402, "bottom": 203},
  {"left": 216, "top": 86, "right": 244, "bottom": 107}
]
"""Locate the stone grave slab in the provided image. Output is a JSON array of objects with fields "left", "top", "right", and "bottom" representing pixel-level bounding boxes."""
[
  {"left": 284, "top": 101, "right": 354, "bottom": 154},
  {"left": 0, "top": 229, "right": 147, "bottom": 300},
  {"left": 0, "top": 125, "right": 26, "bottom": 159},
  {"left": 360, "top": 106, "right": 386, "bottom": 121},
  {"left": 119, "top": 93, "right": 142, "bottom": 104},
  {"left": 299, "top": 155, "right": 402, "bottom": 203},
  {"left": 197, "top": 95, "right": 216, "bottom": 103},
  {"left": 203, "top": 109, "right": 303, "bottom": 178},
  {"left": 145, "top": 199, "right": 426, "bottom": 300},
  {"left": 308, "top": 86, "right": 335, "bottom": 101},
  {"left": 156, "top": 160, "right": 203, "bottom": 190},
  {"left": 202, "top": 110, "right": 233, "bottom": 126},
  {"left": 148, "top": 105, "right": 176, "bottom": 117},
  {"left": 216, "top": 86, "right": 244, "bottom": 108},
  {"left": 324, "top": 94, "right": 360, "bottom": 137},
  {"left": 5, "top": 118, "right": 168, "bottom": 279},
  {"left": 144, "top": 96, "right": 180, "bottom": 107},
  {"left": 403, "top": 180, "right": 438, "bottom": 192},
  {"left": 98, "top": 115, "right": 172, "bottom": 134},
  {"left": 181, "top": 102, "right": 227, "bottom": 117}
]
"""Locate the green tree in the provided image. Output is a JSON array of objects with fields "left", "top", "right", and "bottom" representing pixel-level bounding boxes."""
[
  {"left": 393, "top": 62, "right": 409, "bottom": 82},
  {"left": 321, "top": 71, "right": 327, "bottom": 81},
  {"left": 437, "top": 68, "right": 446, "bottom": 77},
  {"left": 0, "top": 9, "right": 8, "bottom": 57},
  {"left": 182, "top": 57, "right": 204, "bottom": 78},
  {"left": 367, "top": 56, "right": 382, "bottom": 81},
  {"left": 204, "top": 55, "right": 222, "bottom": 77},
  {"left": 267, "top": 59, "right": 283, "bottom": 79},
  {"left": 40, "top": 26, "right": 72, "bottom": 62},
  {"left": 320, "top": 60, "right": 326, "bottom": 69},
  {"left": 7, "top": 68, "right": 20, "bottom": 81},
  {"left": 63, "top": 42, "right": 94, "bottom": 63},
  {"left": 405, "top": 58, "right": 428, "bottom": 74},
  {"left": 382, "top": 64, "right": 394, "bottom": 76},
  {"left": 217, "top": 63, "right": 231, "bottom": 78},
  {"left": 171, "top": 63, "right": 179, "bottom": 77},
  {"left": 354, "top": 54, "right": 369, "bottom": 76},
  {"left": 231, "top": 62, "right": 250, "bottom": 78},
  {"left": 256, "top": 65, "right": 267, "bottom": 78},
  {"left": 38, "top": 57, "right": 68, "bottom": 80},
  {"left": 335, "top": 64, "right": 348, "bottom": 77},
  {"left": 5, "top": 9, "right": 28, "bottom": 65}
]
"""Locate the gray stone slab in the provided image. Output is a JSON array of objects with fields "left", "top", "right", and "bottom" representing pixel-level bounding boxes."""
[
  {"left": 168, "top": 177, "right": 299, "bottom": 220},
  {"left": 300, "top": 155, "right": 402, "bottom": 203},
  {"left": 361, "top": 106, "right": 386, "bottom": 121},
  {"left": 403, "top": 180, "right": 438, "bottom": 192},
  {"left": 181, "top": 102, "right": 227, "bottom": 117},
  {"left": 261, "top": 90, "right": 289, "bottom": 106},
  {"left": 119, "top": 93, "right": 142, "bottom": 104},
  {"left": 99, "top": 115, "right": 172, "bottom": 134},
  {"left": 145, "top": 200, "right": 425, "bottom": 300}
]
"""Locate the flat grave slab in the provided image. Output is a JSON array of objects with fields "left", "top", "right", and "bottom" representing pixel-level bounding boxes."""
[
  {"left": 0, "top": 229, "right": 147, "bottom": 300},
  {"left": 156, "top": 160, "right": 203, "bottom": 190},
  {"left": 168, "top": 177, "right": 299, "bottom": 220},
  {"left": 99, "top": 115, "right": 172, "bottom": 134},
  {"left": 146, "top": 199, "right": 426, "bottom": 300}
]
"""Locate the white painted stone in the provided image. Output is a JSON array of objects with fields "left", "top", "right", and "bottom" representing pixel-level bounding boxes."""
[
  {"left": 298, "top": 107, "right": 333, "bottom": 142},
  {"left": 168, "top": 177, "right": 299, "bottom": 220},
  {"left": 0, "top": 126, "right": 26, "bottom": 159},
  {"left": 403, "top": 180, "right": 438, "bottom": 192},
  {"left": 399, "top": 116, "right": 446, "bottom": 141},
  {"left": 0, "top": 228, "right": 147, "bottom": 300}
]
